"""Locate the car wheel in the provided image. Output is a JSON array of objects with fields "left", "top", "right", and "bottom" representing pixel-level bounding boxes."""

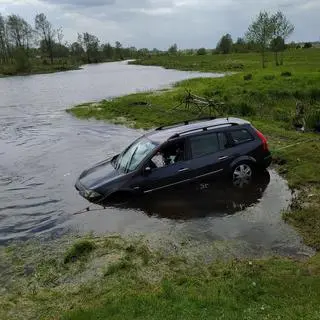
[{"left": 232, "top": 162, "right": 254, "bottom": 188}]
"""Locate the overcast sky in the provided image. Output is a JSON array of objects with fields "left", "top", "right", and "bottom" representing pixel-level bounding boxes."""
[{"left": 0, "top": 0, "right": 319, "bottom": 49}]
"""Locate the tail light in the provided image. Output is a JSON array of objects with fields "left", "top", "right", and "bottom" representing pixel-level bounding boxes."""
[{"left": 255, "top": 129, "right": 269, "bottom": 152}]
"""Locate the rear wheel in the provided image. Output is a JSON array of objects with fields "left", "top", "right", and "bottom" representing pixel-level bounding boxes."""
[{"left": 232, "top": 162, "right": 254, "bottom": 188}]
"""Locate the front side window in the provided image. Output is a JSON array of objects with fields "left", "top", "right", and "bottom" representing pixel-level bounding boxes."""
[
  {"left": 190, "top": 133, "right": 220, "bottom": 158},
  {"left": 229, "top": 129, "right": 253, "bottom": 145},
  {"left": 115, "top": 138, "right": 158, "bottom": 172},
  {"left": 149, "top": 139, "right": 185, "bottom": 169}
]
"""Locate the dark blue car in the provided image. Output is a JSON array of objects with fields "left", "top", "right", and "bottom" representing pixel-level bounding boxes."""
[{"left": 75, "top": 117, "right": 271, "bottom": 203}]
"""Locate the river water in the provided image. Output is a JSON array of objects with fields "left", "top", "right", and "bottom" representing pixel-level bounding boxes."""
[{"left": 0, "top": 61, "right": 313, "bottom": 257}]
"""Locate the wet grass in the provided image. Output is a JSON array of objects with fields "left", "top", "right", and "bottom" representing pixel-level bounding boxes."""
[
  {"left": 1, "top": 236, "right": 320, "bottom": 320},
  {"left": 64, "top": 239, "right": 96, "bottom": 264}
]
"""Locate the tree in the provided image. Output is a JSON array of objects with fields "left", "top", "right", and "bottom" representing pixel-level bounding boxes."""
[
  {"left": 216, "top": 34, "right": 233, "bottom": 54},
  {"left": 271, "top": 11, "right": 294, "bottom": 65},
  {"left": 35, "top": 13, "right": 56, "bottom": 63},
  {"left": 102, "top": 43, "right": 114, "bottom": 60},
  {"left": 0, "top": 14, "right": 9, "bottom": 63},
  {"left": 270, "top": 36, "right": 285, "bottom": 65},
  {"left": 7, "top": 14, "right": 33, "bottom": 50},
  {"left": 70, "top": 41, "right": 84, "bottom": 58},
  {"left": 114, "top": 41, "right": 122, "bottom": 59},
  {"left": 78, "top": 32, "right": 100, "bottom": 63},
  {"left": 197, "top": 48, "right": 207, "bottom": 55},
  {"left": 246, "top": 11, "right": 274, "bottom": 68},
  {"left": 168, "top": 43, "right": 178, "bottom": 55},
  {"left": 303, "top": 42, "right": 312, "bottom": 49}
]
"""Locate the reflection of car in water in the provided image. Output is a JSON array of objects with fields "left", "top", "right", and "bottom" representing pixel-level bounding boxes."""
[
  {"left": 75, "top": 117, "right": 272, "bottom": 204},
  {"left": 111, "top": 170, "right": 271, "bottom": 220}
]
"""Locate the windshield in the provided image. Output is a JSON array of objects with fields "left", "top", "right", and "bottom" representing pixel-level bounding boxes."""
[{"left": 115, "top": 138, "right": 158, "bottom": 172}]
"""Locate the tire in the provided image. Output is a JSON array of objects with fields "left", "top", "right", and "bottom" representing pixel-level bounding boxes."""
[{"left": 232, "top": 162, "right": 254, "bottom": 188}]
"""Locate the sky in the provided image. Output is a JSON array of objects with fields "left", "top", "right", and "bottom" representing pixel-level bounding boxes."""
[{"left": 0, "top": 0, "right": 319, "bottom": 49}]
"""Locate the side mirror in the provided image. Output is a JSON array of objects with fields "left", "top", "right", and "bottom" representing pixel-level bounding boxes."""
[{"left": 144, "top": 166, "right": 152, "bottom": 175}]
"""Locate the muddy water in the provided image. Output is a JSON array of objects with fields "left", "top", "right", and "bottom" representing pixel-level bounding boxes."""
[{"left": 0, "top": 61, "right": 313, "bottom": 257}]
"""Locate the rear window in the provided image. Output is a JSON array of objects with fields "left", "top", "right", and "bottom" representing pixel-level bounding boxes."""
[
  {"left": 190, "top": 133, "right": 220, "bottom": 158},
  {"left": 229, "top": 129, "right": 253, "bottom": 145}
]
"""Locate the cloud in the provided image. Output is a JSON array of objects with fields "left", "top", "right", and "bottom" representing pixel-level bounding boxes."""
[
  {"left": 41, "top": 0, "right": 116, "bottom": 7},
  {"left": 0, "top": 0, "right": 319, "bottom": 49}
]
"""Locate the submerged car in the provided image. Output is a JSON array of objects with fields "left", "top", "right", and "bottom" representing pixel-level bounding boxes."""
[{"left": 75, "top": 117, "right": 271, "bottom": 204}]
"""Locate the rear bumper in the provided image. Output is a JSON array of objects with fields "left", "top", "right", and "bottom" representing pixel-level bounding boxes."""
[{"left": 263, "top": 155, "right": 272, "bottom": 168}]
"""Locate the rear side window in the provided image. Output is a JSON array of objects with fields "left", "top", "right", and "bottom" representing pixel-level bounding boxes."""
[
  {"left": 190, "top": 133, "right": 220, "bottom": 158},
  {"left": 229, "top": 129, "right": 253, "bottom": 145}
]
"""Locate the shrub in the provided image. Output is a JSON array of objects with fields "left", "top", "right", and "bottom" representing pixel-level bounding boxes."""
[
  {"left": 64, "top": 240, "right": 95, "bottom": 264},
  {"left": 243, "top": 74, "right": 253, "bottom": 81},
  {"left": 197, "top": 48, "right": 207, "bottom": 55},
  {"left": 229, "top": 102, "right": 256, "bottom": 116},
  {"left": 264, "top": 75, "right": 276, "bottom": 81},
  {"left": 14, "top": 48, "right": 31, "bottom": 73},
  {"left": 281, "top": 71, "right": 292, "bottom": 77},
  {"left": 273, "top": 108, "right": 291, "bottom": 122},
  {"left": 305, "top": 109, "right": 320, "bottom": 130}
]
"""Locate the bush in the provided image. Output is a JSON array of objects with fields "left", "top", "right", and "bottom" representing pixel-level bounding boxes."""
[
  {"left": 303, "top": 42, "right": 313, "bottom": 49},
  {"left": 239, "top": 102, "right": 256, "bottom": 116},
  {"left": 281, "top": 71, "right": 292, "bottom": 77},
  {"left": 64, "top": 240, "right": 95, "bottom": 264},
  {"left": 197, "top": 48, "right": 207, "bottom": 55},
  {"left": 264, "top": 75, "right": 276, "bottom": 81},
  {"left": 305, "top": 109, "right": 320, "bottom": 130},
  {"left": 273, "top": 108, "right": 291, "bottom": 122},
  {"left": 14, "top": 48, "right": 31, "bottom": 73},
  {"left": 243, "top": 74, "right": 253, "bottom": 81}
]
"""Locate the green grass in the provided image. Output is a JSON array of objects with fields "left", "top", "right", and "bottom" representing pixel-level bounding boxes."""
[
  {"left": 0, "top": 59, "right": 81, "bottom": 77},
  {"left": 131, "top": 48, "right": 320, "bottom": 73},
  {"left": 64, "top": 239, "right": 96, "bottom": 264},
  {"left": 1, "top": 236, "right": 320, "bottom": 320}
]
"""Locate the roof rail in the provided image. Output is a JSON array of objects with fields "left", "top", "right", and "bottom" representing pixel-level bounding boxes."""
[
  {"left": 155, "top": 116, "right": 217, "bottom": 131},
  {"left": 168, "top": 122, "right": 239, "bottom": 140}
]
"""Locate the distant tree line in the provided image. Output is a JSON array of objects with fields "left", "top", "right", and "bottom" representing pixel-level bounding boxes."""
[
  {"left": 0, "top": 12, "right": 154, "bottom": 73},
  {"left": 163, "top": 11, "right": 316, "bottom": 68}
]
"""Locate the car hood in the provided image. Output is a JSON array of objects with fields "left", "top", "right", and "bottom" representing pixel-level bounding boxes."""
[{"left": 79, "top": 158, "right": 122, "bottom": 189}]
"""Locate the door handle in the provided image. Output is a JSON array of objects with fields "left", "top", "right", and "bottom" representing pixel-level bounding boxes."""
[
  {"left": 178, "top": 168, "right": 190, "bottom": 172},
  {"left": 218, "top": 156, "right": 229, "bottom": 160}
]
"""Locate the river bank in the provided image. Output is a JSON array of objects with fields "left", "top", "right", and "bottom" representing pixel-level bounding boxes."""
[
  {"left": 1, "top": 234, "right": 320, "bottom": 320},
  {"left": 0, "top": 58, "right": 127, "bottom": 77},
  {"left": 0, "top": 62, "right": 82, "bottom": 77}
]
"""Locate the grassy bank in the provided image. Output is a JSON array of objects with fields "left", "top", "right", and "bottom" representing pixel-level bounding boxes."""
[
  {"left": 1, "top": 235, "right": 320, "bottom": 320},
  {"left": 0, "top": 60, "right": 82, "bottom": 77}
]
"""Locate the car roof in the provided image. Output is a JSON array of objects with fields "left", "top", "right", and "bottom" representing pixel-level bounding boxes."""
[{"left": 146, "top": 117, "right": 251, "bottom": 144}]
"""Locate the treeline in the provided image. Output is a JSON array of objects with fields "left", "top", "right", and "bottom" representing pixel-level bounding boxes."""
[
  {"left": 163, "top": 11, "right": 316, "bottom": 68},
  {"left": 0, "top": 12, "right": 153, "bottom": 74}
]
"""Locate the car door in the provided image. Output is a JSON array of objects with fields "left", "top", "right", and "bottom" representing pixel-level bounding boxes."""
[
  {"left": 186, "top": 131, "right": 235, "bottom": 182},
  {"left": 131, "top": 138, "right": 194, "bottom": 193}
]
